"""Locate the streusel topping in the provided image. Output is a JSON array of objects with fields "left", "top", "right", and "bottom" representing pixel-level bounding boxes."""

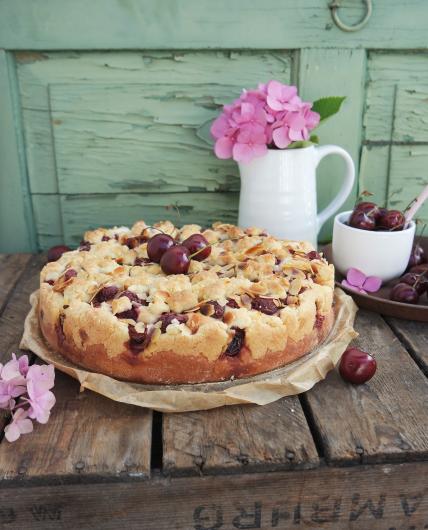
[{"left": 40, "top": 220, "right": 334, "bottom": 360}]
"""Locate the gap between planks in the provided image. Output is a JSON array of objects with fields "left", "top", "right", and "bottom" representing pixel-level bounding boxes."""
[
  {"left": 302, "top": 309, "right": 428, "bottom": 466},
  {"left": 0, "top": 253, "right": 153, "bottom": 481}
]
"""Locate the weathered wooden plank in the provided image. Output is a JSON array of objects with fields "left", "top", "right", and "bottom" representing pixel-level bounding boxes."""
[
  {"left": 385, "top": 317, "right": 428, "bottom": 376},
  {"left": 0, "top": 254, "right": 44, "bottom": 360},
  {"left": 0, "top": 51, "right": 36, "bottom": 253},
  {"left": 0, "top": 253, "right": 153, "bottom": 479},
  {"left": 2, "top": 0, "right": 428, "bottom": 50},
  {"left": 0, "top": 463, "right": 427, "bottom": 529},
  {"left": 50, "top": 83, "right": 241, "bottom": 194},
  {"left": 395, "top": 85, "right": 428, "bottom": 143},
  {"left": 17, "top": 51, "right": 291, "bottom": 195},
  {"left": 60, "top": 192, "right": 239, "bottom": 246},
  {"left": 358, "top": 144, "right": 428, "bottom": 228},
  {"left": 0, "top": 369, "right": 153, "bottom": 480},
  {"left": 31, "top": 194, "right": 63, "bottom": 247},
  {"left": 365, "top": 53, "right": 428, "bottom": 141},
  {"left": 163, "top": 398, "right": 319, "bottom": 476},
  {"left": 0, "top": 254, "right": 44, "bottom": 433},
  {"left": 303, "top": 310, "right": 428, "bottom": 465},
  {"left": 389, "top": 145, "right": 428, "bottom": 227},
  {"left": 299, "top": 48, "right": 365, "bottom": 242},
  {"left": 0, "top": 254, "right": 32, "bottom": 314},
  {"left": 358, "top": 145, "right": 390, "bottom": 207}
]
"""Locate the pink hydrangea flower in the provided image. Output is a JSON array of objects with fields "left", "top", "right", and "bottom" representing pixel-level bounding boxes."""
[
  {"left": 232, "top": 127, "right": 268, "bottom": 163},
  {"left": 341, "top": 268, "right": 382, "bottom": 295},
  {"left": 266, "top": 80, "right": 299, "bottom": 112},
  {"left": 26, "top": 364, "right": 56, "bottom": 424},
  {"left": 4, "top": 406, "right": 33, "bottom": 443},
  {"left": 211, "top": 80, "right": 320, "bottom": 164},
  {"left": 0, "top": 354, "right": 56, "bottom": 442},
  {"left": 0, "top": 354, "right": 29, "bottom": 408}
]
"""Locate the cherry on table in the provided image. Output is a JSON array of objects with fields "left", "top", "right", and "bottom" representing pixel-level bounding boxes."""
[
  {"left": 390, "top": 282, "right": 419, "bottom": 304},
  {"left": 349, "top": 210, "right": 376, "bottom": 231},
  {"left": 147, "top": 233, "right": 175, "bottom": 263},
  {"left": 339, "top": 347, "right": 377, "bottom": 384},
  {"left": 182, "top": 234, "right": 211, "bottom": 261},
  {"left": 47, "top": 245, "right": 71, "bottom": 262},
  {"left": 160, "top": 245, "right": 190, "bottom": 275}
]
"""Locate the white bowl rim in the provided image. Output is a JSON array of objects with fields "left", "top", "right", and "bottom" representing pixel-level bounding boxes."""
[{"left": 335, "top": 210, "right": 415, "bottom": 236}]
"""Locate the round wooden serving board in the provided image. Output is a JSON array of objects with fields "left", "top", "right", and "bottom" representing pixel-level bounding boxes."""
[{"left": 323, "top": 237, "right": 428, "bottom": 322}]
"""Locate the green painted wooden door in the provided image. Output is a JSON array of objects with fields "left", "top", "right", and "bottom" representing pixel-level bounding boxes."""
[{"left": 1, "top": 1, "right": 427, "bottom": 252}]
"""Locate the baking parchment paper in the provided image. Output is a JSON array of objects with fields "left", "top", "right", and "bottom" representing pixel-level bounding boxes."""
[{"left": 20, "top": 288, "right": 358, "bottom": 412}]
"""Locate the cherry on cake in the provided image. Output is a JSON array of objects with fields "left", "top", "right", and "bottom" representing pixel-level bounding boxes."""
[{"left": 39, "top": 220, "right": 335, "bottom": 384}]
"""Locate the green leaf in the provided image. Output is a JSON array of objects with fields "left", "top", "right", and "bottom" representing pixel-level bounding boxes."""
[
  {"left": 309, "top": 134, "right": 319, "bottom": 144},
  {"left": 287, "top": 140, "right": 314, "bottom": 149},
  {"left": 312, "top": 96, "right": 346, "bottom": 123}
]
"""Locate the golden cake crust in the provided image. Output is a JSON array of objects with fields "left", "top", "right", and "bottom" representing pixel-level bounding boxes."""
[{"left": 38, "top": 220, "right": 335, "bottom": 384}]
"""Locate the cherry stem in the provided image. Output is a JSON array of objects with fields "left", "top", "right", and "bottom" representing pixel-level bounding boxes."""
[
  {"left": 411, "top": 270, "right": 427, "bottom": 291},
  {"left": 189, "top": 243, "right": 213, "bottom": 259},
  {"left": 404, "top": 184, "right": 428, "bottom": 225}
]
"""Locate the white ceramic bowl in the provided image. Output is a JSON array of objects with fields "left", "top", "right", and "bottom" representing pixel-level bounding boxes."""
[{"left": 332, "top": 211, "right": 416, "bottom": 283}]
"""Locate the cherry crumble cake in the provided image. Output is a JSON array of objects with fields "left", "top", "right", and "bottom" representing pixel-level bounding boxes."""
[{"left": 39, "top": 220, "right": 335, "bottom": 384}]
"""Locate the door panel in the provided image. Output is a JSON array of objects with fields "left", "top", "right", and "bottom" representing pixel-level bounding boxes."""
[
  {"left": 16, "top": 51, "right": 293, "bottom": 247},
  {"left": 361, "top": 53, "right": 428, "bottom": 229}
]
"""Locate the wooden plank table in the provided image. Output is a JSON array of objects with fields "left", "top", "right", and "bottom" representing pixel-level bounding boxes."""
[{"left": 0, "top": 253, "right": 427, "bottom": 530}]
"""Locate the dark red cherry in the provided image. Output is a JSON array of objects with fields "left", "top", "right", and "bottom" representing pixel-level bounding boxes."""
[
  {"left": 400, "top": 272, "right": 428, "bottom": 295},
  {"left": 79, "top": 240, "right": 91, "bottom": 252},
  {"left": 408, "top": 242, "right": 426, "bottom": 269},
  {"left": 339, "top": 347, "right": 377, "bottom": 384},
  {"left": 377, "top": 209, "right": 405, "bottom": 231},
  {"left": 93, "top": 285, "right": 119, "bottom": 305},
  {"left": 410, "top": 263, "right": 428, "bottom": 275},
  {"left": 147, "top": 234, "right": 175, "bottom": 263},
  {"left": 306, "top": 250, "right": 322, "bottom": 261},
  {"left": 349, "top": 210, "right": 375, "bottom": 231},
  {"left": 64, "top": 268, "right": 77, "bottom": 281},
  {"left": 160, "top": 246, "right": 190, "bottom": 275},
  {"left": 251, "top": 297, "right": 279, "bottom": 315},
  {"left": 200, "top": 301, "right": 225, "bottom": 319},
  {"left": 116, "top": 307, "right": 139, "bottom": 320},
  {"left": 134, "top": 257, "right": 151, "bottom": 266},
  {"left": 226, "top": 298, "right": 240, "bottom": 309},
  {"left": 182, "top": 234, "right": 211, "bottom": 261},
  {"left": 157, "top": 313, "right": 188, "bottom": 333},
  {"left": 124, "top": 235, "right": 147, "bottom": 249},
  {"left": 127, "top": 324, "right": 153, "bottom": 354},
  {"left": 47, "top": 245, "right": 71, "bottom": 262},
  {"left": 119, "top": 290, "right": 146, "bottom": 304},
  {"left": 390, "top": 283, "right": 419, "bottom": 304},
  {"left": 355, "top": 201, "right": 380, "bottom": 219},
  {"left": 225, "top": 328, "right": 245, "bottom": 357}
]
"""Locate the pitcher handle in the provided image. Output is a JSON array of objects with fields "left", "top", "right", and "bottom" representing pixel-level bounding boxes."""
[{"left": 315, "top": 144, "right": 355, "bottom": 234}]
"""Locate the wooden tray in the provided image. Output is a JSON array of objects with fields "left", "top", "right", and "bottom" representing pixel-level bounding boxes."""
[{"left": 323, "top": 238, "right": 428, "bottom": 322}]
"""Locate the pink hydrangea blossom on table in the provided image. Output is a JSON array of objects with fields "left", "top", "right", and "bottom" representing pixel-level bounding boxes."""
[
  {"left": 211, "top": 80, "right": 321, "bottom": 163},
  {"left": 341, "top": 268, "right": 382, "bottom": 295},
  {"left": 0, "top": 353, "right": 56, "bottom": 442}
]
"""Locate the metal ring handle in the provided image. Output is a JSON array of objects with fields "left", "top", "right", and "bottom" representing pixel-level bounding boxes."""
[{"left": 329, "top": 0, "right": 372, "bottom": 32}]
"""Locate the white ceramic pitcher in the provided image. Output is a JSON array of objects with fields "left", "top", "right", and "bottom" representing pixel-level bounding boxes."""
[{"left": 238, "top": 145, "right": 355, "bottom": 247}]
